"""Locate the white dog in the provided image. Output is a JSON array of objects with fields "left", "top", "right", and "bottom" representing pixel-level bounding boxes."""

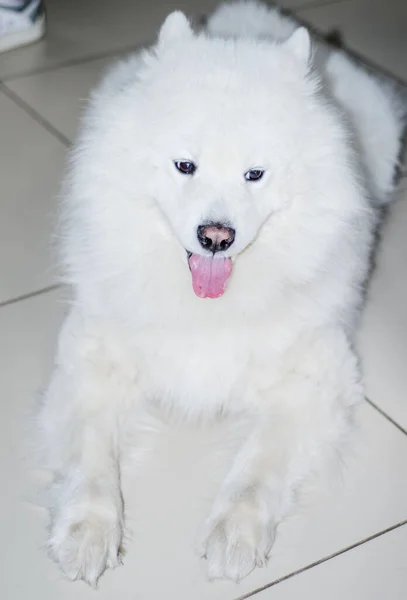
[{"left": 39, "top": 0, "right": 405, "bottom": 586}]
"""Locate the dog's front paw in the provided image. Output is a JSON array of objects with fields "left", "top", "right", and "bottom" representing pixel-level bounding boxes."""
[
  {"left": 49, "top": 510, "right": 123, "bottom": 587},
  {"left": 201, "top": 501, "right": 277, "bottom": 582}
]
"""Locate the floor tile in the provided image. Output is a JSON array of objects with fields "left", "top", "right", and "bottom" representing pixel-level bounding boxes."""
[
  {"left": 358, "top": 190, "right": 407, "bottom": 432},
  {"left": 252, "top": 523, "right": 407, "bottom": 599},
  {"left": 6, "top": 56, "right": 113, "bottom": 142},
  {"left": 0, "top": 0, "right": 218, "bottom": 81},
  {"left": 298, "top": 0, "right": 407, "bottom": 82},
  {"left": 0, "top": 91, "right": 66, "bottom": 304},
  {"left": 1, "top": 289, "right": 407, "bottom": 599}
]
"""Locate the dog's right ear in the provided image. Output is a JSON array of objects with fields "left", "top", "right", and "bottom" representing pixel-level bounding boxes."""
[
  {"left": 283, "top": 27, "right": 311, "bottom": 67},
  {"left": 158, "top": 11, "right": 193, "bottom": 47}
]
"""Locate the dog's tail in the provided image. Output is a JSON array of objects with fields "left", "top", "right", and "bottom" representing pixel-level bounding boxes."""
[
  {"left": 325, "top": 52, "right": 406, "bottom": 205},
  {"left": 206, "top": 0, "right": 296, "bottom": 41}
]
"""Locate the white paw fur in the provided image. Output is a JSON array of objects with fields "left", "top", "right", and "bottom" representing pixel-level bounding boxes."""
[
  {"left": 201, "top": 501, "right": 277, "bottom": 582},
  {"left": 49, "top": 511, "right": 123, "bottom": 587}
]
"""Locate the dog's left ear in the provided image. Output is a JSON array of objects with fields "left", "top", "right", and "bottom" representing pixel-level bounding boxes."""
[
  {"left": 283, "top": 27, "right": 311, "bottom": 66},
  {"left": 158, "top": 11, "right": 193, "bottom": 47}
]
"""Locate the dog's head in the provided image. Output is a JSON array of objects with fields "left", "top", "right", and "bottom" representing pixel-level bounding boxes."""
[
  {"left": 141, "top": 14, "right": 320, "bottom": 298},
  {"left": 78, "top": 12, "right": 365, "bottom": 308}
]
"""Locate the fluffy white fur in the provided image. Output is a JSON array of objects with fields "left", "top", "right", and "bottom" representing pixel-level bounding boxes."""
[{"left": 39, "top": 0, "right": 405, "bottom": 586}]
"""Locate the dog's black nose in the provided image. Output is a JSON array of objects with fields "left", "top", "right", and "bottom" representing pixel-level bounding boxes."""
[{"left": 197, "top": 223, "right": 235, "bottom": 253}]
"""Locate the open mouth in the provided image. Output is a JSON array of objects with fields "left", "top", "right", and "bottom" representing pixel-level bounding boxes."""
[{"left": 186, "top": 251, "right": 233, "bottom": 299}]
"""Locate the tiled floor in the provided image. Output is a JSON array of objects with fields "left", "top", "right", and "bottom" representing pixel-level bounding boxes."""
[{"left": 0, "top": 0, "right": 406, "bottom": 598}]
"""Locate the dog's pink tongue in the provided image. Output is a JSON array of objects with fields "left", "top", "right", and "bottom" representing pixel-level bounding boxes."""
[{"left": 188, "top": 254, "right": 232, "bottom": 298}]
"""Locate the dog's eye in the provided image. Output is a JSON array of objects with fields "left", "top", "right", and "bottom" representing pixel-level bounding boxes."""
[
  {"left": 244, "top": 168, "right": 265, "bottom": 182},
  {"left": 174, "top": 160, "right": 197, "bottom": 175}
]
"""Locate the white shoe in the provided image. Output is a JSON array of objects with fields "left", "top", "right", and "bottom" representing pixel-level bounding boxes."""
[{"left": 0, "top": 0, "right": 45, "bottom": 53}]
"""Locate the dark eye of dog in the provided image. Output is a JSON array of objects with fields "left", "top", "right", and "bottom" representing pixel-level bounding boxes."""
[
  {"left": 244, "top": 169, "right": 265, "bottom": 182},
  {"left": 174, "top": 160, "right": 197, "bottom": 175}
]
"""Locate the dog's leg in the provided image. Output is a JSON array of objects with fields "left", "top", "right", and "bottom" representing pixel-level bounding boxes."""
[
  {"left": 202, "top": 329, "right": 362, "bottom": 582},
  {"left": 39, "top": 310, "right": 133, "bottom": 586}
]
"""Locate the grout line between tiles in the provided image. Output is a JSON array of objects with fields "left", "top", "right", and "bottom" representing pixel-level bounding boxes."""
[
  {"left": 0, "top": 82, "right": 71, "bottom": 147},
  {"left": 236, "top": 519, "right": 407, "bottom": 599},
  {"left": 365, "top": 397, "right": 407, "bottom": 437},
  {"left": 0, "top": 42, "right": 143, "bottom": 84},
  {"left": 0, "top": 284, "right": 61, "bottom": 309}
]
